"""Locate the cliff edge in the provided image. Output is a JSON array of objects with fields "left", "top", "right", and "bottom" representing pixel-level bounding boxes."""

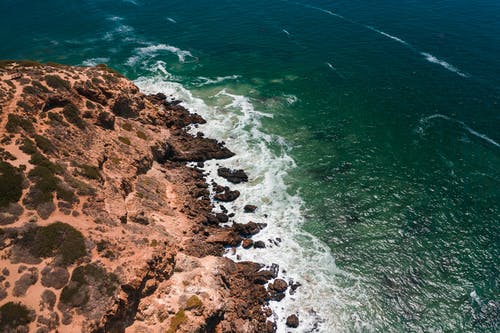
[{"left": 0, "top": 61, "right": 289, "bottom": 333}]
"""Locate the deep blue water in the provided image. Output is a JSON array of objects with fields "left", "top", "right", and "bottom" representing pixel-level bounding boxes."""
[{"left": 1, "top": 1, "right": 499, "bottom": 331}]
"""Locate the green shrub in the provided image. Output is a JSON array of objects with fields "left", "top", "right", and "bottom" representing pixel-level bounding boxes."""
[
  {"left": 63, "top": 104, "right": 85, "bottom": 129},
  {"left": 56, "top": 186, "right": 77, "bottom": 204},
  {"left": 0, "top": 162, "right": 23, "bottom": 207},
  {"left": 22, "top": 85, "right": 38, "bottom": 95},
  {"left": 85, "top": 100, "right": 95, "bottom": 109},
  {"left": 185, "top": 295, "right": 203, "bottom": 310},
  {"left": 5, "top": 114, "right": 34, "bottom": 133},
  {"left": 23, "top": 222, "right": 86, "bottom": 265},
  {"left": 0, "top": 302, "right": 33, "bottom": 329},
  {"left": 76, "top": 164, "right": 101, "bottom": 181},
  {"left": 44, "top": 75, "right": 70, "bottom": 90},
  {"left": 121, "top": 122, "right": 133, "bottom": 131},
  {"left": 32, "top": 80, "right": 50, "bottom": 93},
  {"left": 60, "top": 263, "right": 119, "bottom": 306},
  {"left": 118, "top": 136, "right": 131, "bottom": 145},
  {"left": 29, "top": 152, "right": 62, "bottom": 174},
  {"left": 34, "top": 134, "right": 55, "bottom": 154},
  {"left": 136, "top": 130, "right": 148, "bottom": 140},
  {"left": 19, "top": 137, "right": 36, "bottom": 154},
  {"left": 167, "top": 309, "right": 187, "bottom": 333},
  {"left": 47, "top": 111, "right": 65, "bottom": 124},
  {"left": 16, "top": 101, "right": 33, "bottom": 113},
  {"left": 65, "top": 176, "right": 96, "bottom": 196}
]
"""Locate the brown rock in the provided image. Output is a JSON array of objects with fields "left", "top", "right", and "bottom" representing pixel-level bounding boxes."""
[
  {"left": 233, "top": 222, "right": 263, "bottom": 237},
  {"left": 242, "top": 239, "right": 253, "bottom": 249},
  {"left": 217, "top": 167, "right": 248, "bottom": 184},
  {"left": 214, "top": 188, "right": 240, "bottom": 202},
  {"left": 243, "top": 204, "right": 257, "bottom": 213},
  {"left": 272, "top": 279, "right": 288, "bottom": 293},
  {"left": 253, "top": 241, "right": 266, "bottom": 249},
  {"left": 206, "top": 229, "right": 242, "bottom": 247},
  {"left": 286, "top": 314, "right": 299, "bottom": 328}
]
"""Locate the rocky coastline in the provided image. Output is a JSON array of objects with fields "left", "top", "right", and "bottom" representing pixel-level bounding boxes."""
[{"left": 0, "top": 61, "right": 298, "bottom": 332}]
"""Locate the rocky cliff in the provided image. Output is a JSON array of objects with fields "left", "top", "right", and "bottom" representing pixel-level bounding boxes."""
[{"left": 0, "top": 61, "right": 290, "bottom": 333}]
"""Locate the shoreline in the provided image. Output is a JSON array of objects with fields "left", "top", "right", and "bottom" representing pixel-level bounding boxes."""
[{"left": 0, "top": 61, "right": 298, "bottom": 332}]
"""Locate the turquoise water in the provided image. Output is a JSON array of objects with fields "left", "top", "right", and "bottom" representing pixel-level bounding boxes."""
[{"left": 1, "top": 1, "right": 499, "bottom": 331}]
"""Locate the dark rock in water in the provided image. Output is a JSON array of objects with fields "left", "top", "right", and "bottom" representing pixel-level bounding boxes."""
[
  {"left": 215, "top": 212, "right": 229, "bottom": 223},
  {"left": 233, "top": 222, "right": 263, "bottom": 237},
  {"left": 254, "top": 270, "right": 275, "bottom": 284},
  {"left": 214, "top": 184, "right": 225, "bottom": 193},
  {"left": 96, "top": 111, "right": 115, "bottom": 130},
  {"left": 242, "top": 239, "right": 253, "bottom": 249},
  {"left": 265, "top": 320, "right": 277, "bottom": 333},
  {"left": 167, "top": 133, "right": 234, "bottom": 162},
  {"left": 286, "top": 314, "right": 299, "bottom": 328},
  {"left": 244, "top": 204, "right": 257, "bottom": 213},
  {"left": 214, "top": 188, "right": 240, "bottom": 202},
  {"left": 155, "top": 92, "right": 167, "bottom": 100},
  {"left": 272, "top": 279, "right": 288, "bottom": 293},
  {"left": 217, "top": 167, "right": 249, "bottom": 184},
  {"left": 253, "top": 241, "right": 266, "bottom": 249}
]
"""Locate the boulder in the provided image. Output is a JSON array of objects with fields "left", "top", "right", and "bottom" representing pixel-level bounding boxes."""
[
  {"left": 96, "top": 111, "right": 115, "bottom": 130},
  {"left": 206, "top": 229, "right": 242, "bottom": 247},
  {"left": 244, "top": 205, "right": 257, "bottom": 213},
  {"left": 217, "top": 167, "right": 248, "bottom": 184},
  {"left": 286, "top": 314, "right": 299, "bottom": 328}
]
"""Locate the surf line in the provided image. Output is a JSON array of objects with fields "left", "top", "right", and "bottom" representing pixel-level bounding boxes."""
[
  {"left": 420, "top": 114, "right": 500, "bottom": 148},
  {"left": 282, "top": 0, "right": 470, "bottom": 78}
]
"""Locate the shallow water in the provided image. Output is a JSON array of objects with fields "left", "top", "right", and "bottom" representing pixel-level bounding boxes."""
[{"left": 1, "top": 0, "right": 499, "bottom": 331}]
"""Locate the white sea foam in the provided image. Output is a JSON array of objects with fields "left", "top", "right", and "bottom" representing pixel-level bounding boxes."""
[
  {"left": 134, "top": 44, "right": 195, "bottom": 63},
  {"left": 282, "top": 29, "right": 291, "bottom": 36},
  {"left": 107, "top": 15, "right": 124, "bottom": 22},
  {"left": 192, "top": 75, "right": 241, "bottom": 87},
  {"left": 134, "top": 71, "right": 375, "bottom": 332},
  {"left": 81, "top": 57, "right": 110, "bottom": 67},
  {"left": 287, "top": 1, "right": 471, "bottom": 79},
  {"left": 166, "top": 17, "right": 177, "bottom": 24},
  {"left": 419, "top": 114, "right": 499, "bottom": 148},
  {"left": 365, "top": 25, "right": 409, "bottom": 45},
  {"left": 421, "top": 52, "right": 469, "bottom": 77},
  {"left": 326, "top": 62, "right": 345, "bottom": 78}
]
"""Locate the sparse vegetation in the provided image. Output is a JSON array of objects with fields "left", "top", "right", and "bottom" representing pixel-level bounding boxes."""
[
  {"left": 34, "top": 134, "right": 55, "bottom": 154},
  {"left": 19, "top": 137, "right": 36, "bottom": 154},
  {"left": 60, "top": 263, "right": 119, "bottom": 307},
  {"left": 5, "top": 114, "right": 34, "bottom": 133},
  {"left": 44, "top": 74, "right": 70, "bottom": 90},
  {"left": 64, "top": 175, "right": 96, "bottom": 196},
  {"left": 16, "top": 101, "right": 33, "bottom": 113},
  {"left": 0, "top": 60, "right": 42, "bottom": 69},
  {"left": 21, "top": 222, "right": 86, "bottom": 265},
  {"left": 47, "top": 111, "right": 65, "bottom": 124},
  {"left": 185, "top": 295, "right": 203, "bottom": 310},
  {"left": 62, "top": 104, "right": 85, "bottom": 129},
  {"left": 121, "top": 122, "right": 133, "bottom": 131},
  {"left": 0, "top": 302, "right": 33, "bottom": 329},
  {"left": 118, "top": 136, "right": 131, "bottom": 145},
  {"left": 0, "top": 162, "right": 23, "bottom": 207},
  {"left": 22, "top": 85, "right": 38, "bottom": 95},
  {"left": 136, "top": 130, "right": 148, "bottom": 140},
  {"left": 76, "top": 164, "right": 101, "bottom": 181},
  {"left": 166, "top": 309, "right": 187, "bottom": 333}
]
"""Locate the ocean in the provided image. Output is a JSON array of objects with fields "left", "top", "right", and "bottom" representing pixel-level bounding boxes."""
[{"left": 1, "top": 0, "right": 499, "bottom": 331}]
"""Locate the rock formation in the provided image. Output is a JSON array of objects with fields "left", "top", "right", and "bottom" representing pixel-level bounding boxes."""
[{"left": 0, "top": 61, "right": 287, "bottom": 333}]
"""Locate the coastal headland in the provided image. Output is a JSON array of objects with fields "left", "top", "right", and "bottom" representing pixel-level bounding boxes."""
[{"left": 0, "top": 61, "right": 297, "bottom": 333}]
